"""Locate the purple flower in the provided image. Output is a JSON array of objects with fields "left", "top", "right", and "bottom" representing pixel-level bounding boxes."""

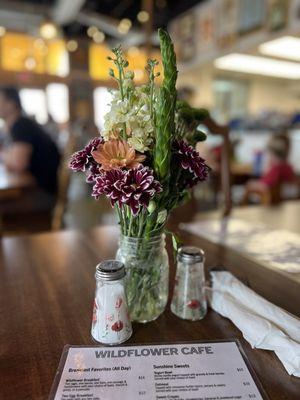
[
  {"left": 174, "top": 140, "right": 210, "bottom": 186},
  {"left": 85, "top": 137, "right": 103, "bottom": 155},
  {"left": 69, "top": 136, "right": 104, "bottom": 173},
  {"left": 69, "top": 149, "right": 89, "bottom": 172},
  {"left": 92, "top": 166, "right": 162, "bottom": 215},
  {"left": 92, "top": 169, "right": 125, "bottom": 200},
  {"left": 86, "top": 163, "right": 101, "bottom": 182}
]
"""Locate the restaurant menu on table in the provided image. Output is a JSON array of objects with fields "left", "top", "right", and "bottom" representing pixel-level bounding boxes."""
[{"left": 49, "top": 341, "right": 267, "bottom": 400}]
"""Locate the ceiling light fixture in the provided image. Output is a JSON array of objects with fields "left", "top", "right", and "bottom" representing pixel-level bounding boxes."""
[
  {"left": 87, "top": 26, "right": 98, "bottom": 37},
  {"left": 34, "top": 38, "right": 48, "bottom": 55},
  {"left": 137, "top": 11, "right": 149, "bottom": 23},
  {"left": 118, "top": 18, "right": 132, "bottom": 35},
  {"left": 214, "top": 53, "right": 300, "bottom": 79},
  {"left": 39, "top": 21, "right": 58, "bottom": 40},
  {"left": 34, "top": 38, "right": 46, "bottom": 49},
  {"left": 24, "top": 57, "right": 37, "bottom": 71},
  {"left": 66, "top": 40, "right": 78, "bottom": 52},
  {"left": 259, "top": 36, "right": 300, "bottom": 61},
  {"left": 93, "top": 31, "right": 105, "bottom": 44}
]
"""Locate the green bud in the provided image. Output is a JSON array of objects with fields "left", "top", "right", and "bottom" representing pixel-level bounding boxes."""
[
  {"left": 125, "top": 70, "right": 134, "bottom": 79},
  {"left": 193, "top": 130, "right": 207, "bottom": 143},
  {"left": 193, "top": 108, "right": 209, "bottom": 121},
  {"left": 157, "top": 209, "right": 167, "bottom": 225},
  {"left": 109, "top": 68, "right": 115, "bottom": 77},
  {"left": 147, "top": 200, "right": 156, "bottom": 214}
]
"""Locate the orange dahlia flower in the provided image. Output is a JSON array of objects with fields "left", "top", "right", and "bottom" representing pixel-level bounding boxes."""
[{"left": 92, "top": 139, "right": 145, "bottom": 171}]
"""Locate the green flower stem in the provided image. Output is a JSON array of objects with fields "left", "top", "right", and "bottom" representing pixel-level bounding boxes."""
[
  {"left": 115, "top": 204, "right": 124, "bottom": 234},
  {"left": 128, "top": 212, "right": 134, "bottom": 236},
  {"left": 122, "top": 207, "right": 128, "bottom": 233},
  {"left": 137, "top": 210, "right": 146, "bottom": 237},
  {"left": 118, "top": 68, "right": 124, "bottom": 100},
  {"left": 118, "top": 69, "right": 127, "bottom": 139}
]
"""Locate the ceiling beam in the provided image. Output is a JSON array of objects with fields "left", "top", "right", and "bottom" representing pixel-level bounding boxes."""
[
  {"left": 0, "top": 0, "right": 47, "bottom": 32},
  {"left": 77, "top": 10, "right": 143, "bottom": 39},
  {"left": 51, "top": 0, "right": 86, "bottom": 25},
  {"left": 77, "top": 10, "right": 159, "bottom": 47}
]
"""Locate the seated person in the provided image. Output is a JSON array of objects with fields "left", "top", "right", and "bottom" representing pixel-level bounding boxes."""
[
  {"left": 0, "top": 86, "right": 60, "bottom": 213},
  {"left": 245, "top": 133, "right": 294, "bottom": 198}
]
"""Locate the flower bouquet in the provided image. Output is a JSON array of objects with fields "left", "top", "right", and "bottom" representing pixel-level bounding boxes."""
[{"left": 70, "top": 29, "right": 210, "bottom": 323}]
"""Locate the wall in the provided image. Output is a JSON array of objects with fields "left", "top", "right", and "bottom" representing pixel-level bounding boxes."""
[
  {"left": 248, "top": 78, "right": 300, "bottom": 114},
  {"left": 177, "top": 64, "right": 214, "bottom": 109},
  {"left": 178, "top": 64, "right": 300, "bottom": 117}
]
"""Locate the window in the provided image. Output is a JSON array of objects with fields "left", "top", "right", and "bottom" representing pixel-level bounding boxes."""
[
  {"left": 93, "top": 87, "right": 113, "bottom": 130},
  {"left": 20, "top": 88, "right": 48, "bottom": 124},
  {"left": 46, "top": 83, "right": 69, "bottom": 123}
]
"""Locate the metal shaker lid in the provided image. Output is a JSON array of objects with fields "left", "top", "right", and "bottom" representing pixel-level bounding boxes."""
[
  {"left": 178, "top": 246, "right": 204, "bottom": 263},
  {"left": 95, "top": 260, "right": 125, "bottom": 281}
]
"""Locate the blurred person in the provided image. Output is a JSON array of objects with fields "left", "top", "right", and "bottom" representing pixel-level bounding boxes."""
[
  {"left": 0, "top": 86, "right": 60, "bottom": 212},
  {"left": 245, "top": 133, "right": 294, "bottom": 197}
]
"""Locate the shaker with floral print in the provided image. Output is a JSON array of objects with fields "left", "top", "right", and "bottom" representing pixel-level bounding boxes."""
[{"left": 91, "top": 280, "right": 132, "bottom": 345}]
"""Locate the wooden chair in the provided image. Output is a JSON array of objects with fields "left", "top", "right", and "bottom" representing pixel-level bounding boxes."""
[
  {"left": 201, "top": 115, "right": 232, "bottom": 217},
  {"left": 242, "top": 186, "right": 277, "bottom": 206},
  {"left": 243, "top": 176, "right": 300, "bottom": 206},
  {"left": 51, "top": 132, "right": 76, "bottom": 230}
]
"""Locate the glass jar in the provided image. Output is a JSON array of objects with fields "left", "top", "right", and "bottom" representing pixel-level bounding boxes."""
[
  {"left": 91, "top": 260, "right": 132, "bottom": 345},
  {"left": 116, "top": 234, "right": 169, "bottom": 323},
  {"left": 171, "top": 246, "right": 207, "bottom": 321}
]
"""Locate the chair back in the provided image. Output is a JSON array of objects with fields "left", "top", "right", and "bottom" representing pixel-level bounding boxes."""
[
  {"left": 201, "top": 116, "right": 232, "bottom": 217},
  {"left": 51, "top": 132, "right": 76, "bottom": 230}
]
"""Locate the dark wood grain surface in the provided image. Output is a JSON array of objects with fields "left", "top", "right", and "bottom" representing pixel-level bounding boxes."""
[{"left": 1, "top": 221, "right": 300, "bottom": 399}]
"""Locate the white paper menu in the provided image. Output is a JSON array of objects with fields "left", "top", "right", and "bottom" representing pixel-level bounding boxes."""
[{"left": 49, "top": 341, "right": 267, "bottom": 400}]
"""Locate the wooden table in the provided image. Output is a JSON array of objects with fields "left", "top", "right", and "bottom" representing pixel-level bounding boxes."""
[
  {"left": 0, "top": 164, "right": 36, "bottom": 233},
  {"left": 1, "top": 225, "right": 299, "bottom": 399},
  {"left": 180, "top": 200, "right": 300, "bottom": 318},
  {"left": 0, "top": 164, "right": 35, "bottom": 197}
]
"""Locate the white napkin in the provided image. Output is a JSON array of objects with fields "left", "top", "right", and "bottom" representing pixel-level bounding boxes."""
[{"left": 208, "top": 271, "right": 300, "bottom": 377}]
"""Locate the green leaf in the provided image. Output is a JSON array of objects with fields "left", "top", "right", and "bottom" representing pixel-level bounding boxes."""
[
  {"left": 171, "top": 232, "right": 182, "bottom": 252},
  {"left": 191, "top": 131, "right": 207, "bottom": 145},
  {"left": 165, "top": 229, "right": 183, "bottom": 260}
]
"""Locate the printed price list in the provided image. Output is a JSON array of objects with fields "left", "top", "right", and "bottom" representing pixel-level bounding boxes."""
[{"left": 50, "top": 342, "right": 265, "bottom": 400}]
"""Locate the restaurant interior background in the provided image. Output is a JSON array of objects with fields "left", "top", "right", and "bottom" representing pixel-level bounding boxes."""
[
  {"left": 0, "top": 0, "right": 299, "bottom": 234},
  {"left": 2, "top": 1, "right": 300, "bottom": 399}
]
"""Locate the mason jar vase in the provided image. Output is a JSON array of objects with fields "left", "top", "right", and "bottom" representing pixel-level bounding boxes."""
[{"left": 116, "top": 234, "right": 169, "bottom": 323}]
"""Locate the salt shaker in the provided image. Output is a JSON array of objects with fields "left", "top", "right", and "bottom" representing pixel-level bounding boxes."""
[
  {"left": 171, "top": 246, "right": 207, "bottom": 321},
  {"left": 91, "top": 260, "right": 132, "bottom": 345}
]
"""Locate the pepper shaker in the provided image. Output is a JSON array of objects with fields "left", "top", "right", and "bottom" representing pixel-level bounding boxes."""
[
  {"left": 91, "top": 260, "right": 132, "bottom": 345},
  {"left": 171, "top": 246, "right": 207, "bottom": 321}
]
